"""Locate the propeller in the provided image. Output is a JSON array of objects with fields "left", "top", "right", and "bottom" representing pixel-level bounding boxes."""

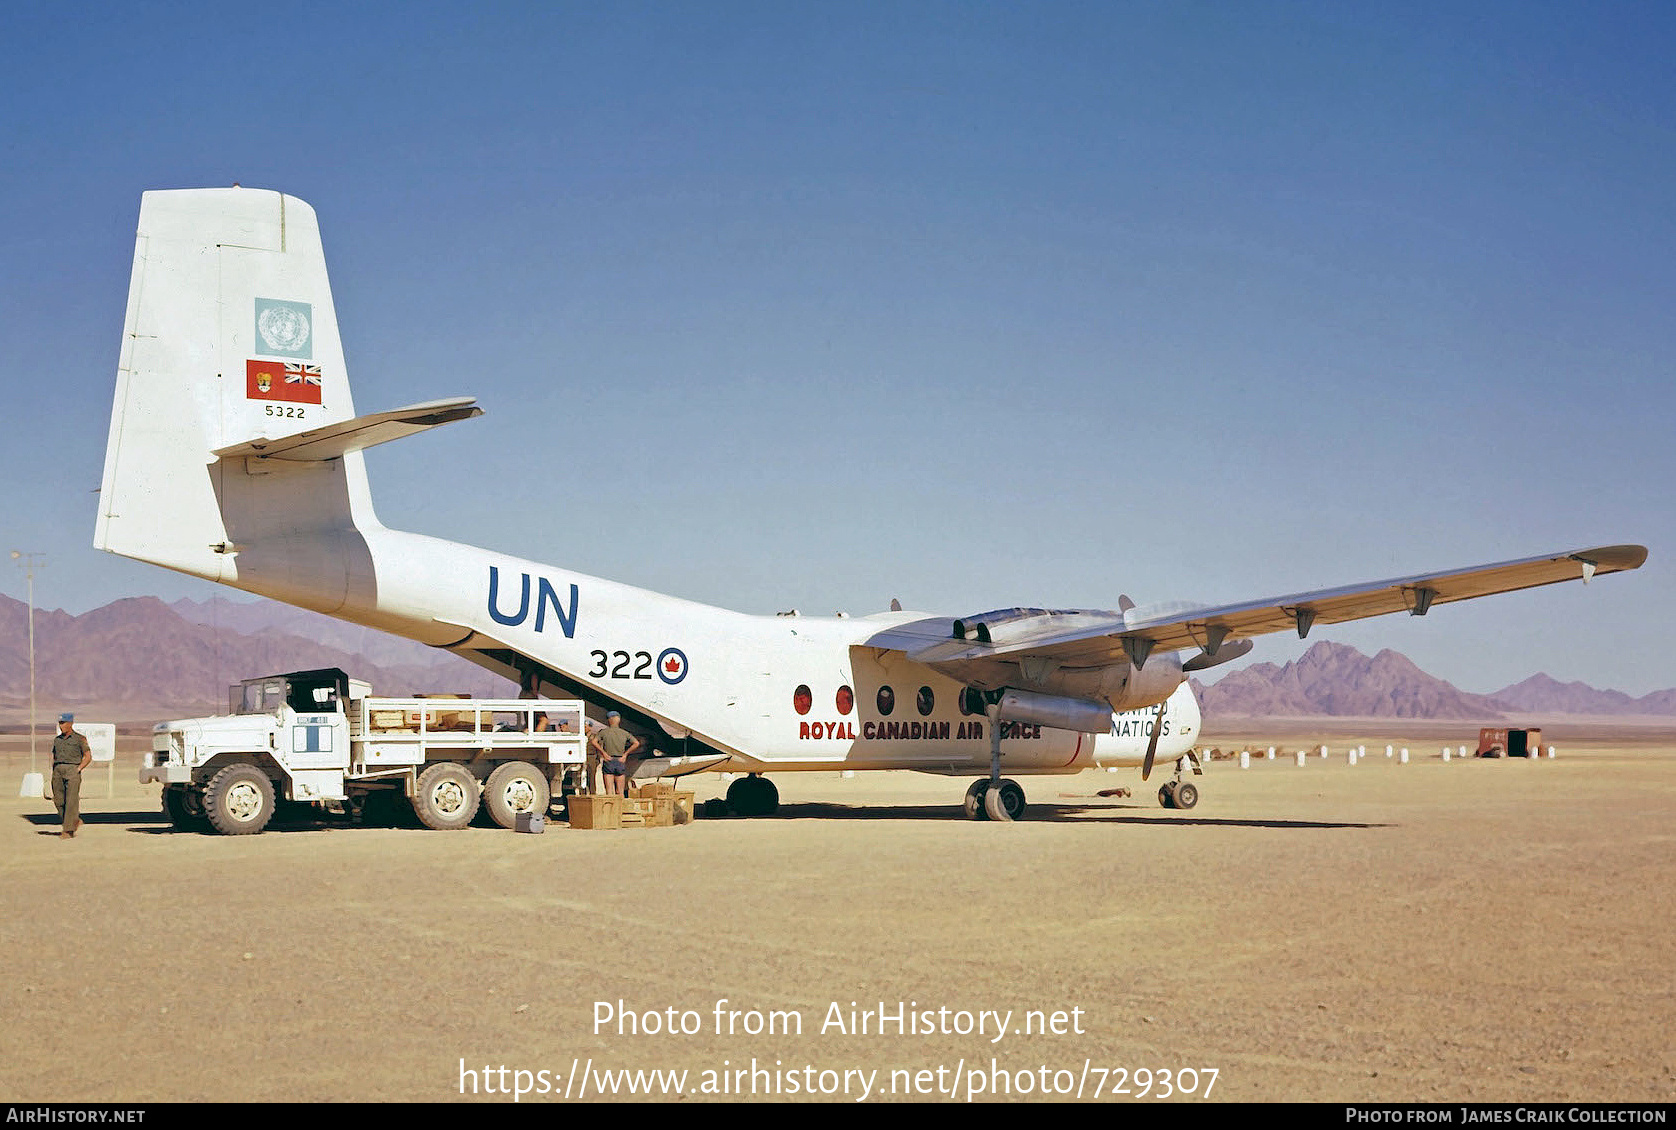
[{"left": 1140, "top": 698, "right": 1167, "bottom": 781}]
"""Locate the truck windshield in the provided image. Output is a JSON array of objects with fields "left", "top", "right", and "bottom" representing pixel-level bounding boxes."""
[{"left": 238, "top": 678, "right": 287, "bottom": 714}]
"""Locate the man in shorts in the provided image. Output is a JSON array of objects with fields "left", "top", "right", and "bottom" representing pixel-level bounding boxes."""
[{"left": 590, "top": 710, "right": 641, "bottom": 797}]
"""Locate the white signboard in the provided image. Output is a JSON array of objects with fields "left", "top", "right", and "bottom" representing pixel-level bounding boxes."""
[{"left": 80, "top": 723, "right": 116, "bottom": 763}]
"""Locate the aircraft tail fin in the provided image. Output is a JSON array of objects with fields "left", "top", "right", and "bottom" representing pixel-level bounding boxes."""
[{"left": 95, "top": 188, "right": 383, "bottom": 610}]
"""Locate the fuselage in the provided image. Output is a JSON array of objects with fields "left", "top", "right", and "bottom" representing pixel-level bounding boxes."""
[{"left": 226, "top": 523, "right": 1199, "bottom": 777}]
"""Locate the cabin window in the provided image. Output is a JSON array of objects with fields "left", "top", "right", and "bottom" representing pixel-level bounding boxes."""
[
  {"left": 835, "top": 685, "right": 854, "bottom": 715},
  {"left": 876, "top": 685, "right": 895, "bottom": 716},
  {"left": 793, "top": 685, "right": 812, "bottom": 715},
  {"left": 917, "top": 686, "right": 935, "bottom": 716}
]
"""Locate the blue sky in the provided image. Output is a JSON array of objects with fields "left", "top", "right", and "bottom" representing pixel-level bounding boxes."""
[{"left": 2, "top": 2, "right": 1671, "bottom": 695}]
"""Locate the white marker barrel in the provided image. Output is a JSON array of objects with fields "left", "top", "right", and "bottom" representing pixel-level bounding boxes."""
[
  {"left": 1442, "top": 748, "right": 1451, "bottom": 762},
  {"left": 1267, "top": 746, "right": 1275, "bottom": 759},
  {"left": 1399, "top": 747, "right": 1409, "bottom": 764},
  {"left": 1547, "top": 745, "right": 1556, "bottom": 759},
  {"left": 1295, "top": 750, "right": 1306, "bottom": 767},
  {"left": 1240, "top": 751, "right": 1250, "bottom": 769}
]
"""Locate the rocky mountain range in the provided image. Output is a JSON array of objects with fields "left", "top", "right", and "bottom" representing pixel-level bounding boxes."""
[
  {"left": 2, "top": 593, "right": 1670, "bottom": 721},
  {"left": 0, "top": 592, "right": 507, "bottom": 718},
  {"left": 1191, "top": 639, "right": 1676, "bottom": 718}
]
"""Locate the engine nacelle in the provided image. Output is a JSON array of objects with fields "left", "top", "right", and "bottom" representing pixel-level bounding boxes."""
[
  {"left": 1002, "top": 652, "right": 1185, "bottom": 714},
  {"left": 1105, "top": 651, "right": 1186, "bottom": 712},
  {"left": 996, "top": 689, "right": 1113, "bottom": 734}
]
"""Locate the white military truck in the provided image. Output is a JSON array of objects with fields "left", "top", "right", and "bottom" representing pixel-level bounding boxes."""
[{"left": 143, "top": 668, "right": 587, "bottom": 835}]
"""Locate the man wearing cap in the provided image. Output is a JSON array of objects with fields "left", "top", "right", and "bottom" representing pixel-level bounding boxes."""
[
  {"left": 589, "top": 711, "right": 641, "bottom": 797},
  {"left": 51, "top": 713, "right": 92, "bottom": 838}
]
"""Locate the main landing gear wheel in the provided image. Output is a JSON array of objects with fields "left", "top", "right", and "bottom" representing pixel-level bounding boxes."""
[
  {"left": 726, "top": 774, "right": 779, "bottom": 818},
  {"left": 963, "top": 779, "right": 990, "bottom": 821},
  {"left": 202, "top": 764, "right": 276, "bottom": 836},
  {"left": 1158, "top": 783, "right": 1177, "bottom": 809},
  {"left": 981, "top": 779, "right": 1027, "bottom": 822},
  {"left": 483, "top": 761, "right": 550, "bottom": 829},
  {"left": 413, "top": 762, "right": 480, "bottom": 830}
]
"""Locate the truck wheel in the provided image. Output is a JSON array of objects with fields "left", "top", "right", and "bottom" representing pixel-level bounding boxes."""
[
  {"left": 162, "top": 785, "right": 207, "bottom": 832},
  {"left": 413, "top": 762, "right": 480, "bottom": 830},
  {"left": 483, "top": 762, "right": 550, "bottom": 829},
  {"left": 203, "top": 765, "right": 276, "bottom": 835}
]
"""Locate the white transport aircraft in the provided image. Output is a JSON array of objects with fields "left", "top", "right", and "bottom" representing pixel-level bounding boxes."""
[{"left": 96, "top": 189, "right": 1647, "bottom": 821}]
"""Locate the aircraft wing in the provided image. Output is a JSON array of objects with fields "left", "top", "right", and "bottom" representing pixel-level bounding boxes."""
[{"left": 868, "top": 544, "right": 1647, "bottom": 673}]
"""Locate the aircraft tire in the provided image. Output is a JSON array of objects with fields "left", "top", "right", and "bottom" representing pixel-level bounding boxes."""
[
  {"left": 357, "top": 787, "right": 412, "bottom": 827},
  {"left": 727, "top": 775, "right": 779, "bottom": 818},
  {"left": 963, "top": 779, "right": 990, "bottom": 821},
  {"left": 983, "top": 779, "right": 1026, "bottom": 822},
  {"left": 413, "top": 762, "right": 480, "bottom": 830},
  {"left": 725, "top": 776, "right": 751, "bottom": 815},
  {"left": 483, "top": 761, "right": 550, "bottom": 829},
  {"left": 202, "top": 764, "right": 276, "bottom": 836},
  {"left": 1173, "top": 781, "right": 1199, "bottom": 810},
  {"left": 1158, "top": 783, "right": 1177, "bottom": 809}
]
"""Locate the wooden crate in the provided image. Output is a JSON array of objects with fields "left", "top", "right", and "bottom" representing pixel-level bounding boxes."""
[
  {"left": 568, "top": 794, "right": 621, "bottom": 830},
  {"left": 649, "top": 796, "right": 674, "bottom": 827}
]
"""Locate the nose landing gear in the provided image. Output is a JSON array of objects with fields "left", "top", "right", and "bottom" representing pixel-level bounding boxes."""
[{"left": 1156, "top": 750, "right": 1204, "bottom": 809}]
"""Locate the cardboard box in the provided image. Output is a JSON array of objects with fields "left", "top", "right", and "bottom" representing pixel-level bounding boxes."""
[{"left": 568, "top": 794, "right": 621, "bottom": 830}]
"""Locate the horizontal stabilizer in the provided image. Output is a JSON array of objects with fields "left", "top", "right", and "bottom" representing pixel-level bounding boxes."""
[{"left": 212, "top": 398, "right": 482, "bottom": 463}]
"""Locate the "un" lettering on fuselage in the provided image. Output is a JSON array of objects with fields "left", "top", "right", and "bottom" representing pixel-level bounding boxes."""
[{"left": 486, "top": 566, "right": 579, "bottom": 637}]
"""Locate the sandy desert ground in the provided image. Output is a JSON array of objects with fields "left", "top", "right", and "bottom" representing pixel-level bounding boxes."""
[{"left": 1, "top": 723, "right": 1671, "bottom": 1104}]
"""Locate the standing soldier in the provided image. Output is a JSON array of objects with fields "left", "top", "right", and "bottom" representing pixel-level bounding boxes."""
[{"left": 51, "top": 713, "right": 92, "bottom": 838}]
